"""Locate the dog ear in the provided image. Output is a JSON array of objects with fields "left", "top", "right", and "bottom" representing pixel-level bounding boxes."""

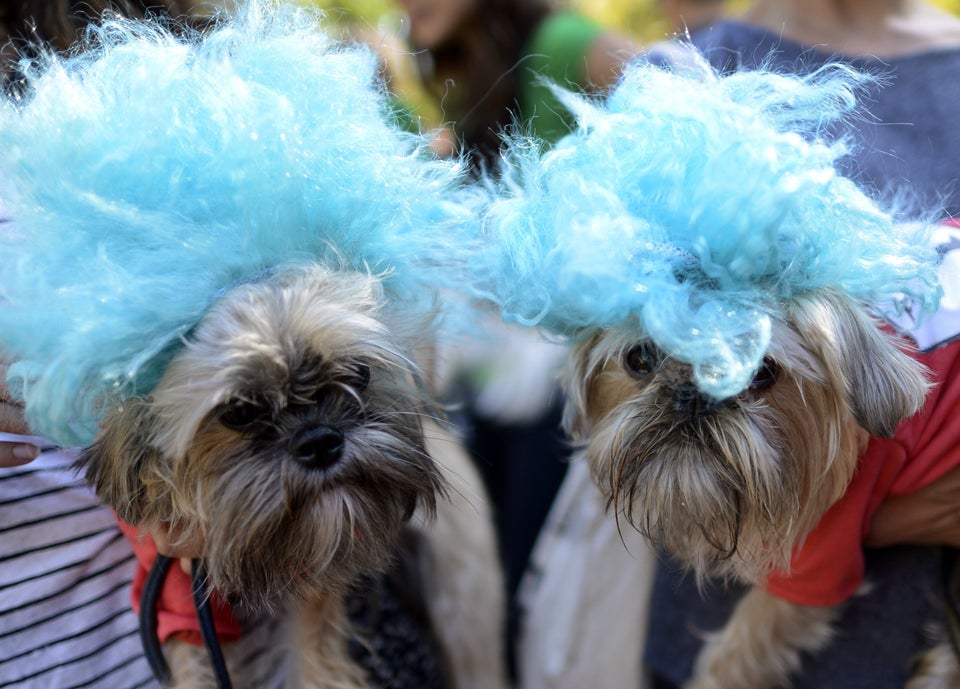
[
  {"left": 788, "top": 290, "right": 929, "bottom": 438},
  {"left": 561, "top": 332, "right": 604, "bottom": 441},
  {"left": 79, "top": 398, "right": 163, "bottom": 524}
]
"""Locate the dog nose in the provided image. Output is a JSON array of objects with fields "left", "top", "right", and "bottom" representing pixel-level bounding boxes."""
[
  {"left": 672, "top": 383, "right": 724, "bottom": 418},
  {"left": 290, "top": 426, "right": 344, "bottom": 470}
]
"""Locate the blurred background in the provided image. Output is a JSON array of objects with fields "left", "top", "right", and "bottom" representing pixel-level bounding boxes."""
[
  {"left": 295, "top": 0, "right": 960, "bottom": 41},
  {"left": 282, "top": 0, "right": 960, "bottom": 138}
]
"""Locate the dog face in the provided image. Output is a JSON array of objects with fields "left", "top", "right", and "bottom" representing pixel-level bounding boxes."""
[
  {"left": 82, "top": 265, "right": 445, "bottom": 610},
  {"left": 563, "top": 288, "right": 929, "bottom": 582}
]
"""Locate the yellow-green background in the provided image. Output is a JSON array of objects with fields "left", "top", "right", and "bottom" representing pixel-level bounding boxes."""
[{"left": 298, "top": 0, "right": 960, "bottom": 42}]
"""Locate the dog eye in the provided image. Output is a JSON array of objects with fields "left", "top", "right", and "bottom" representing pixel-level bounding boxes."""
[
  {"left": 217, "top": 398, "right": 267, "bottom": 430},
  {"left": 624, "top": 342, "right": 660, "bottom": 377},
  {"left": 348, "top": 362, "right": 371, "bottom": 391},
  {"left": 749, "top": 359, "right": 780, "bottom": 392}
]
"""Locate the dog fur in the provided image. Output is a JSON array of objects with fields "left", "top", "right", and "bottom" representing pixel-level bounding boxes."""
[
  {"left": 563, "top": 287, "right": 958, "bottom": 688},
  {"left": 81, "top": 264, "right": 508, "bottom": 689}
]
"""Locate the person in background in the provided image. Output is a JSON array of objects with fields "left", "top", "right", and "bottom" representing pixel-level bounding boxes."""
[
  {"left": 393, "top": 0, "right": 642, "bottom": 678},
  {"left": 0, "top": 1, "right": 202, "bottom": 93},
  {"left": 397, "top": 0, "right": 640, "bottom": 166},
  {"left": 645, "top": 2, "right": 960, "bottom": 687}
]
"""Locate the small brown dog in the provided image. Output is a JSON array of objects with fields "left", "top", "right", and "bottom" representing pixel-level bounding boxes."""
[
  {"left": 0, "top": 3, "right": 507, "bottom": 687},
  {"left": 83, "top": 265, "right": 508, "bottom": 689},
  {"left": 469, "top": 59, "right": 959, "bottom": 689},
  {"left": 566, "top": 288, "right": 925, "bottom": 586},
  {"left": 564, "top": 283, "right": 960, "bottom": 688}
]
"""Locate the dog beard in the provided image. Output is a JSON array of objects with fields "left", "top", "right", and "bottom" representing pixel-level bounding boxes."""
[
  {"left": 563, "top": 289, "right": 928, "bottom": 582},
  {"left": 81, "top": 265, "right": 447, "bottom": 611}
]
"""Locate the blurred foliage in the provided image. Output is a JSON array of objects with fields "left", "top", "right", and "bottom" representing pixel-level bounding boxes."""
[
  {"left": 569, "top": 0, "right": 671, "bottom": 41},
  {"left": 295, "top": 0, "right": 396, "bottom": 23}
]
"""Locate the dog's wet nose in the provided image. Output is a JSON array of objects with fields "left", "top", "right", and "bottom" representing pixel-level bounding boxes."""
[
  {"left": 672, "top": 383, "right": 724, "bottom": 418},
  {"left": 291, "top": 426, "right": 344, "bottom": 470}
]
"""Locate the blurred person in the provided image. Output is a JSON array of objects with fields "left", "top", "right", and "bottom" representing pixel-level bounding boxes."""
[
  {"left": 641, "top": 2, "right": 960, "bottom": 687},
  {"left": 393, "top": 0, "right": 642, "bottom": 679},
  {"left": 397, "top": 0, "right": 641, "bottom": 165}
]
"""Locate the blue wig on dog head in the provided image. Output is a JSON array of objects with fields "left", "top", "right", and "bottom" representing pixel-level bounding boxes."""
[
  {"left": 0, "top": 1, "right": 472, "bottom": 445},
  {"left": 474, "top": 55, "right": 941, "bottom": 401}
]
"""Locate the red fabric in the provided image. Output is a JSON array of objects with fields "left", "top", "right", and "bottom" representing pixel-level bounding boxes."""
[
  {"left": 118, "top": 521, "right": 242, "bottom": 646},
  {"left": 763, "top": 337, "right": 960, "bottom": 606}
]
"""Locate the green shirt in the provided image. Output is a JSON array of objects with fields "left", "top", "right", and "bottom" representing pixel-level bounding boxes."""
[{"left": 517, "top": 11, "right": 606, "bottom": 147}]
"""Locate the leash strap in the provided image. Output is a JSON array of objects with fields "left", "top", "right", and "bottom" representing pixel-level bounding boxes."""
[
  {"left": 138, "top": 555, "right": 234, "bottom": 689},
  {"left": 140, "top": 554, "right": 174, "bottom": 686},
  {"left": 190, "top": 559, "right": 234, "bottom": 689}
]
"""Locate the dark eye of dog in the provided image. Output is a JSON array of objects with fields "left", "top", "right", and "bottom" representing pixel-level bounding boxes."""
[
  {"left": 218, "top": 398, "right": 268, "bottom": 430},
  {"left": 749, "top": 359, "right": 781, "bottom": 392},
  {"left": 624, "top": 342, "right": 660, "bottom": 377},
  {"left": 349, "top": 362, "right": 371, "bottom": 391}
]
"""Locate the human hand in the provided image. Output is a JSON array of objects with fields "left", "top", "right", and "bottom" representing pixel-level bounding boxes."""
[
  {"left": 0, "top": 358, "right": 40, "bottom": 466},
  {"left": 0, "top": 440, "right": 41, "bottom": 467},
  {"left": 865, "top": 466, "right": 960, "bottom": 549}
]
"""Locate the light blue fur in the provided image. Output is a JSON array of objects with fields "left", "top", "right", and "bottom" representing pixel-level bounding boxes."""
[
  {"left": 476, "top": 56, "right": 941, "bottom": 400},
  {"left": 0, "top": 1, "right": 470, "bottom": 445}
]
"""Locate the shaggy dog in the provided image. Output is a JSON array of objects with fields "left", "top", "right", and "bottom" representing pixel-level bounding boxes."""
[
  {"left": 473, "top": 56, "right": 957, "bottom": 688},
  {"left": 0, "top": 5, "right": 505, "bottom": 688}
]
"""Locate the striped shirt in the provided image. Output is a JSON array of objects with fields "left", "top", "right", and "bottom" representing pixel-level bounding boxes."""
[
  {"left": 0, "top": 444, "right": 288, "bottom": 689},
  {"left": 0, "top": 447, "right": 158, "bottom": 689}
]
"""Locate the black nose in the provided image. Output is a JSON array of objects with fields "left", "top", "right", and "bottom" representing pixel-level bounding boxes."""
[
  {"left": 672, "top": 383, "right": 724, "bottom": 418},
  {"left": 290, "top": 426, "right": 344, "bottom": 470}
]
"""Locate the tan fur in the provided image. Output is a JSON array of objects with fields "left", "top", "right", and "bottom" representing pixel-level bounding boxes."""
[
  {"left": 419, "top": 418, "right": 511, "bottom": 689},
  {"left": 290, "top": 594, "right": 371, "bottom": 689},
  {"left": 166, "top": 640, "right": 222, "bottom": 689},
  {"left": 687, "top": 589, "right": 838, "bottom": 689},
  {"left": 562, "top": 288, "right": 941, "bottom": 688},
  {"left": 81, "top": 265, "right": 508, "bottom": 689},
  {"left": 907, "top": 635, "right": 960, "bottom": 689}
]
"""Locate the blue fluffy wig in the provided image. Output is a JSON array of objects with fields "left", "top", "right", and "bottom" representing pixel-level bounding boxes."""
[
  {"left": 475, "top": 55, "right": 942, "bottom": 400},
  {"left": 0, "top": 0, "right": 472, "bottom": 445}
]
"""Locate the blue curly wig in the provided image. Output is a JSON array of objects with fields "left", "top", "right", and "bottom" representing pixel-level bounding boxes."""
[
  {"left": 475, "top": 55, "right": 942, "bottom": 400},
  {"left": 0, "top": 1, "right": 472, "bottom": 445}
]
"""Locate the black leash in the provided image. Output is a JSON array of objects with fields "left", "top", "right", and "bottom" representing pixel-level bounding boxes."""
[
  {"left": 139, "top": 555, "right": 234, "bottom": 689},
  {"left": 140, "top": 554, "right": 174, "bottom": 686},
  {"left": 191, "top": 559, "right": 234, "bottom": 689}
]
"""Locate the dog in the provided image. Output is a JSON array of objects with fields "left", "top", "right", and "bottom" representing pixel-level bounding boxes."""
[
  {"left": 80, "top": 263, "right": 507, "bottom": 689},
  {"left": 566, "top": 286, "right": 925, "bottom": 585},
  {"left": 564, "top": 285, "right": 960, "bottom": 688},
  {"left": 471, "top": 57, "right": 957, "bottom": 688},
  {"left": 0, "top": 4, "right": 506, "bottom": 688}
]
